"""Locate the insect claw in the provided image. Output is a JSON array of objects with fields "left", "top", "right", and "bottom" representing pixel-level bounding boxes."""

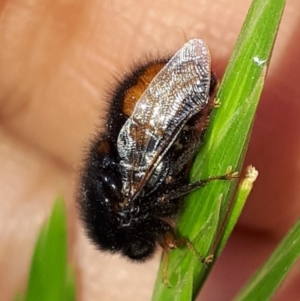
[
  {"left": 213, "top": 98, "right": 221, "bottom": 108},
  {"left": 226, "top": 170, "right": 239, "bottom": 179},
  {"left": 203, "top": 254, "right": 214, "bottom": 265}
]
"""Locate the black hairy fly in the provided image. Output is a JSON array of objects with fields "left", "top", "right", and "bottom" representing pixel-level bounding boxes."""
[{"left": 78, "top": 39, "right": 234, "bottom": 263}]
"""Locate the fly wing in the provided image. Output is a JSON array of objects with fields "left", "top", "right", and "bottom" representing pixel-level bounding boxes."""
[{"left": 117, "top": 39, "right": 211, "bottom": 200}]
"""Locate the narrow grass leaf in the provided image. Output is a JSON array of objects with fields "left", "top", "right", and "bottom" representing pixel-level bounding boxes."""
[
  {"left": 23, "top": 198, "right": 75, "bottom": 301},
  {"left": 152, "top": 0, "right": 286, "bottom": 300},
  {"left": 233, "top": 220, "right": 300, "bottom": 301},
  {"left": 216, "top": 167, "right": 259, "bottom": 255}
]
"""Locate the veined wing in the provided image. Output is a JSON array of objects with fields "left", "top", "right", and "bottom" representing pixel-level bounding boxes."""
[{"left": 117, "top": 39, "right": 211, "bottom": 201}]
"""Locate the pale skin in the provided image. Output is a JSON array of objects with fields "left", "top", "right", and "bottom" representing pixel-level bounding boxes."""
[{"left": 1, "top": 0, "right": 300, "bottom": 300}]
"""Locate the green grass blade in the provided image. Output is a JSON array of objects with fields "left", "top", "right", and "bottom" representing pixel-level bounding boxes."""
[
  {"left": 152, "top": 0, "right": 286, "bottom": 300},
  {"left": 233, "top": 220, "right": 300, "bottom": 301},
  {"left": 23, "top": 198, "right": 75, "bottom": 301},
  {"left": 174, "top": 270, "right": 193, "bottom": 301},
  {"left": 216, "top": 166, "right": 259, "bottom": 256}
]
